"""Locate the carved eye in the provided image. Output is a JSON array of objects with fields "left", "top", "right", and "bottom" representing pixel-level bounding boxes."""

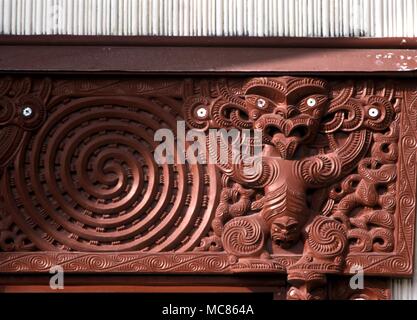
[
  {"left": 368, "top": 107, "right": 380, "bottom": 118},
  {"left": 22, "top": 106, "right": 33, "bottom": 118},
  {"left": 306, "top": 98, "right": 317, "bottom": 107},
  {"left": 195, "top": 106, "right": 208, "bottom": 119},
  {"left": 256, "top": 98, "right": 267, "bottom": 109},
  {"left": 288, "top": 224, "right": 298, "bottom": 232},
  {"left": 274, "top": 227, "right": 279, "bottom": 232}
]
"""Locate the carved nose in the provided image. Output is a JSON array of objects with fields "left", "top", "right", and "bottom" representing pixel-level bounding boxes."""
[{"left": 274, "top": 105, "right": 299, "bottom": 119}]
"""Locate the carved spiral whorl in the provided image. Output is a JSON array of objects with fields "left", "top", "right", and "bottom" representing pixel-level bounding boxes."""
[
  {"left": 307, "top": 216, "right": 347, "bottom": 259},
  {"left": 5, "top": 97, "right": 218, "bottom": 252},
  {"left": 222, "top": 216, "right": 265, "bottom": 256}
]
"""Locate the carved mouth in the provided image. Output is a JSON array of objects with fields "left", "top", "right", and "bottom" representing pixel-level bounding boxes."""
[
  {"left": 264, "top": 123, "right": 310, "bottom": 159},
  {"left": 272, "top": 235, "right": 296, "bottom": 249}
]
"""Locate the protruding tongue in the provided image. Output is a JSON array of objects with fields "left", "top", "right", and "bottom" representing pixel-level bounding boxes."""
[{"left": 271, "top": 133, "right": 299, "bottom": 159}]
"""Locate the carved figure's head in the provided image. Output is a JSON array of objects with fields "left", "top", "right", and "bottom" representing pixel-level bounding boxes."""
[
  {"left": 270, "top": 215, "right": 303, "bottom": 249},
  {"left": 244, "top": 77, "right": 329, "bottom": 159},
  {"left": 258, "top": 183, "right": 309, "bottom": 249}
]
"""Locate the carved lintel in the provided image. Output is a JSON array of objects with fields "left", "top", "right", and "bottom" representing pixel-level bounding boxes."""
[{"left": 0, "top": 76, "right": 415, "bottom": 299}]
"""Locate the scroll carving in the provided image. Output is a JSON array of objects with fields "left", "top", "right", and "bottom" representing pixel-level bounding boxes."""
[{"left": 0, "top": 76, "right": 416, "bottom": 300}]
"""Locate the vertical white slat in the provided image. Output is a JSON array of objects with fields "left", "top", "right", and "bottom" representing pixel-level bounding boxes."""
[
  {"left": 329, "top": 0, "right": 334, "bottom": 37},
  {"left": 191, "top": 0, "right": 196, "bottom": 36},
  {"left": 406, "top": 0, "right": 413, "bottom": 37},
  {"left": 363, "top": 0, "right": 370, "bottom": 37},
  {"left": 322, "top": 0, "right": 329, "bottom": 37},
  {"left": 15, "top": 0, "right": 21, "bottom": 35},
  {"left": 61, "top": 0, "right": 66, "bottom": 35},
  {"left": 215, "top": 0, "right": 221, "bottom": 35},
  {"left": 246, "top": 0, "right": 253, "bottom": 36},
  {"left": 151, "top": 0, "right": 157, "bottom": 35},
  {"left": 161, "top": 0, "right": 166, "bottom": 35},
  {"left": 84, "top": 0, "right": 89, "bottom": 35},
  {"left": 342, "top": 0, "right": 349, "bottom": 36},
  {"left": 83, "top": 0, "right": 87, "bottom": 35},
  {"left": 243, "top": 0, "right": 247, "bottom": 35},
  {"left": 110, "top": 0, "right": 117, "bottom": 35},
  {"left": 411, "top": 2, "right": 417, "bottom": 37},
  {"left": 3, "top": 0, "right": 11, "bottom": 34},
  {"left": 55, "top": 0, "right": 60, "bottom": 35},
  {"left": 158, "top": 0, "right": 163, "bottom": 36},
  {"left": 101, "top": 0, "right": 106, "bottom": 35},
  {"left": 45, "top": 0, "right": 51, "bottom": 35},
  {"left": 288, "top": 0, "right": 294, "bottom": 36},
  {"left": 229, "top": 0, "right": 234, "bottom": 36},
  {"left": 196, "top": 0, "right": 201, "bottom": 36},
  {"left": 353, "top": 0, "right": 360, "bottom": 36},
  {"left": 317, "top": 0, "right": 323, "bottom": 37},
  {"left": 24, "top": 0, "right": 31, "bottom": 34},
  {"left": 34, "top": 0, "right": 42, "bottom": 34},
  {"left": 267, "top": 0, "right": 272, "bottom": 36},
  {"left": 165, "top": 0, "right": 171, "bottom": 36},
  {"left": 320, "top": 0, "right": 326, "bottom": 36},
  {"left": 314, "top": 0, "right": 318, "bottom": 37},
  {"left": 282, "top": 0, "right": 287, "bottom": 36},
  {"left": 265, "top": 0, "right": 269, "bottom": 36},
  {"left": 92, "top": 0, "right": 97, "bottom": 35},
  {"left": 73, "top": 0, "right": 78, "bottom": 35},
  {"left": 271, "top": 0, "right": 277, "bottom": 36},
  {"left": 178, "top": 0, "right": 183, "bottom": 35},
  {"left": 387, "top": 0, "right": 393, "bottom": 36},
  {"left": 55, "top": 0, "right": 59, "bottom": 34},
  {"left": 294, "top": 0, "right": 298, "bottom": 36},
  {"left": 127, "top": 0, "right": 131, "bottom": 35},
  {"left": 185, "top": 0, "right": 191, "bottom": 36},
  {"left": 207, "top": 0, "right": 212, "bottom": 35},
  {"left": 237, "top": 0, "right": 243, "bottom": 36},
  {"left": 276, "top": 0, "right": 283, "bottom": 36},
  {"left": 202, "top": 0, "right": 207, "bottom": 35},
  {"left": 0, "top": 0, "right": 4, "bottom": 34},
  {"left": 383, "top": 0, "right": 388, "bottom": 37},
  {"left": 374, "top": 0, "right": 382, "bottom": 37},
  {"left": 131, "top": 0, "right": 137, "bottom": 35}
]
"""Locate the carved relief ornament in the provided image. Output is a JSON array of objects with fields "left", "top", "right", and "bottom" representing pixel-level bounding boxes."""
[{"left": 0, "top": 76, "right": 415, "bottom": 299}]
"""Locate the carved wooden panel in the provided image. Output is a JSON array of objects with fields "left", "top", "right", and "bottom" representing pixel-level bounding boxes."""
[{"left": 0, "top": 76, "right": 416, "bottom": 299}]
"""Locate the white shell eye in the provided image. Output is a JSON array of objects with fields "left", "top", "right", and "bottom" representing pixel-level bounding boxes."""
[
  {"left": 307, "top": 98, "right": 316, "bottom": 107},
  {"left": 256, "top": 98, "right": 267, "bottom": 108},
  {"left": 22, "top": 106, "right": 33, "bottom": 117},
  {"left": 368, "top": 107, "right": 379, "bottom": 118},
  {"left": 196, "top": 106, "right": 208, "bottom": 118}
]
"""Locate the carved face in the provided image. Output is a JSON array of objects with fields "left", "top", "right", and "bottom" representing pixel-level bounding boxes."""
[
  {"left": 244, "top": 77, "right": 329, "bottom": 159},
  {"left": 270, "top": 215, "right": 302, "bottom": 249}
]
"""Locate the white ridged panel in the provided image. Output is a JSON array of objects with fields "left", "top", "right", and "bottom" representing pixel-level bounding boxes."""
[{"left": 1, "top": 0, "right": 417, "bottom": 36}]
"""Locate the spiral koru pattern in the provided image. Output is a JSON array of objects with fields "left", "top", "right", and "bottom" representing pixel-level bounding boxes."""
[
  {"left": 307, "top": 216, "right": 347, "bottom": 259},
  {"left": 3, "top": 97, "right": 218, "bottom": 252},
  {"left": 221, "top": 216, "right": 265, "bottom": 256}
]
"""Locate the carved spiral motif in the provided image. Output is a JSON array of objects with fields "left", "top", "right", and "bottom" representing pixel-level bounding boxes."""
[
  {"left": 221, "top": 217, "right": 265, "bottom": 256},
  {"left": 2, "top": 97, "right": 218, "bottom": 252},
  {"left": 307, "top": 216, "right": 347, "bottom": 258}
]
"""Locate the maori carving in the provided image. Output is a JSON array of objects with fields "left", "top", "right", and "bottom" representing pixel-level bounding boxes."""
[
  {"left": 0, "top": 76, "right": 415, "bottom": 300},
  {"left": 186, "top": 76, "right": 410, "bottom": 298}
]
